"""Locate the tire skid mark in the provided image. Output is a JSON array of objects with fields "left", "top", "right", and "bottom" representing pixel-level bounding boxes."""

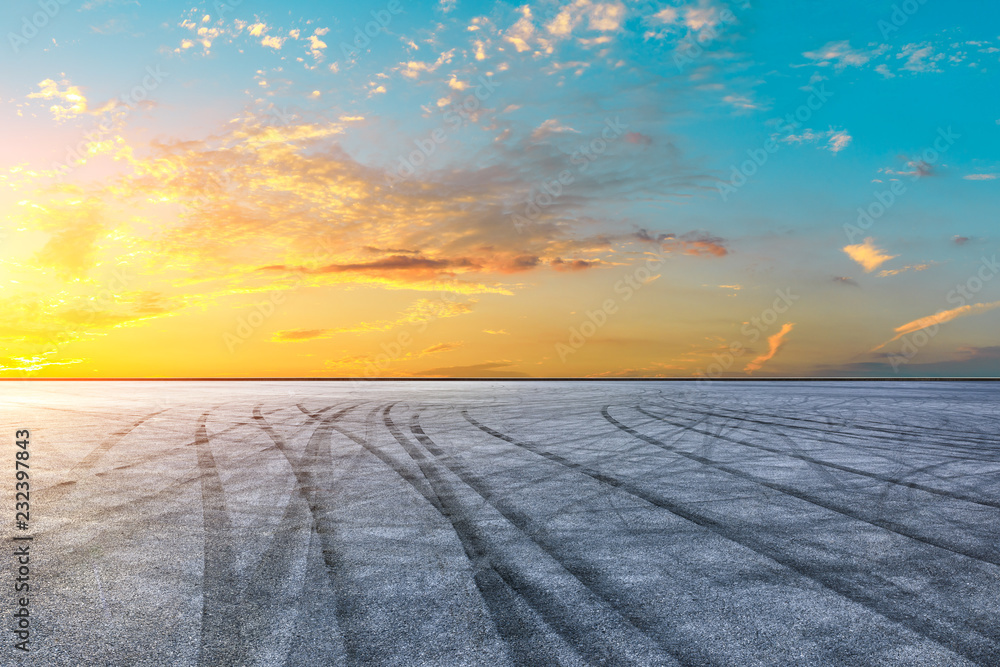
[
  {"left": 197, "top": 404, "right": 357, "bottom": 666},
  {"left": 654, "top": 397, "right": 993, "bottom": 461},
  {"left": 657, "top": 395, "right": 1000, "bottom": 449},
  {"left": 661, "top": 397, "right": 986, "bottom": 474},
  {"left": 741, "top": 408, "right": 850, "bottom": 494},
  {"left": 296, "top": 403, "right": 337, "bottom": 422},
  {"left": 393, "top": 407, "right": 682, "bottom": 667},
  {"left": 637, "top": 405, "right": 1000, "bottom": 511},
  {"left": 277, "top": 405, "right": 364, "bottom": 660},
  {"left": 658, "top": 394, "right": 968, "bottom": 446},
  {"left": 463, "top": 410, "right": 1000, "bottom": 665},
  {"left": 36, "top": 408, "right": 316, "bottom": 520},
  {"left": 256, "top": 403, "right": 356, "bottom": 480},
  {"left": 242, "top": 404, "right": 359, "bottom": 666},
  {"left": 604, "top": 406, "right": 1000, "bottom": 568},
  {"left": 325, "top": 404, "right": 562, "bottom": 666},
  {"left": 194, "top": 410, "right": 239, "bottom": 667},
  {"left": 46, "top": 409, "right": 172, "bottom": 503}
]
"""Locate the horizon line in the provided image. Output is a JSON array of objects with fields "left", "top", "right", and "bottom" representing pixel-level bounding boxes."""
[{"left": 0, "top": 377, "right": 997, "bottom": 382}]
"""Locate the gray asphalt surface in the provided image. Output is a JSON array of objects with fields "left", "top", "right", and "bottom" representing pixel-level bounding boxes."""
[{"left": 1, "top": 380, "right": 998, "bottom": 666}]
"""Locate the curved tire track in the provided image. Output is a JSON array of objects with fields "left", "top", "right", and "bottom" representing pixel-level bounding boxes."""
[
  {"left": 605, "top": 406, "right": 1000, "bottom": 568},
  {"left": 46, "top": 409, "right": 171, "bottom": 503},
  {"left": 636, "top": 405, "right": 1000, "bottom": 510},
  {"left": 390, "top": 406, "right": 683, "bottom": 667},
  {"left": 193, "top": 410, "right": 239, "bottom": 667},
  {"left": 463, "top": 409, "right": 1000, "bottom": 665}
]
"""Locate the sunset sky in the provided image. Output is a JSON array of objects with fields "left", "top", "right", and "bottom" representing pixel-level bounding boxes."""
[{"left": 1, "top": 0, "right": 998, "bottom": 377}]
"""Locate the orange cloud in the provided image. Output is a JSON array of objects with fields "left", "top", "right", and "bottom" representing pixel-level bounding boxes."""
[
  {"left": 662, "top": 232, "right": 728, "bottom": 257},
  {"left": 872, "top": 300, "right": 1000, "bottom": 350},
  {"left": 550, "top": 257, "right": 596, "bottom": 271},
  {"left": 877, "top": 263, "right": 932, "bottom": 277},
  {"left": 843, "top": 237, "right": 896, "bottom": 272},
  {"left": 745, "top": 323, "right": 795, "bottom": 374},
  {"left": 271, "top": 299, "right": 477, "bottom": 343}
]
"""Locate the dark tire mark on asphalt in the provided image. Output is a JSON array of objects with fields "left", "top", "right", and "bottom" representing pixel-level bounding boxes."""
[
  {"left": 601, "top": 407, "right": 1000, "bottom": 665},
  {"left": 394, "top": 407, "right": 683, "bottom": 667},
  {"left": 656, "top": 395, "right": 1000, "bottom": 452},
  {"left": 637, "top": 405, "right": 1000, "bottom": 511},
  {"left": 462, "top": 411, "right": 1000, "bottom": 664},
  {"left": 196, "top": 404, "right": 358, "bottom": 666},
  {"left": 193, "top": 411, "right": 240, "bottom": 667},
  {"left": 243, "top": 404, "right": 364, "bottom": 665},
  {"left": 296, "top": 403, "right": 337, "bottom": 422},
  {"left": 607, "top": 406, "right": 1000, "bottom": 567},
  {"left": 46, "top": 409, "right": 171, "bottom": 503},
  {"left": 367, "top": 403, "right": 592, "bottom": 666},
  {"left": 37, "top": 408, "right": 316, "bottom": 533},
  {"left": 256, "top": 404, "right": 361, "bottom": 663},
  {"left": 463, "top": 409, "right": 1000, "bottom": 664},
  {"left": 364, "top": 403, "right": 567, "bottom": 666}
]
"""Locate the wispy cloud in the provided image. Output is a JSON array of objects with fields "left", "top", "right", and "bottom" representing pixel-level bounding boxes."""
[
  {"left": 803, "top": 40, "right": 881, "bottom": 69},
  {"left": 745, "top": 323, "right": 795, "bottom": 374},
  {"left": 872, "top": 300, "right": 1000, "bottom": 350},
  {"left": 271, "top": 299, "right": 476, "bottom": 342},
  {"left": 899, "top": 42, "right": 944, "bottom": 73},
  {"left": 780, "top": 127, "right": 852, "bottom": 153},
  {"left": 843, "top": 238, "right": 896, "bottom": 272},
  {"left": 877, "top": 263, "right": 933, "bottom": 277}
]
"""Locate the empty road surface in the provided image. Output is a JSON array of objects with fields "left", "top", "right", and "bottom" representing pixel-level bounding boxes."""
[{"left": 1, "top": 380, "right": 998, "bottom": 666}]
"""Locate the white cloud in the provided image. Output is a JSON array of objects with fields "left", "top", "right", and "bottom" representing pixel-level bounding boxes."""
[
  {"left": 545, "top": 1, "right": 625, "bottom": 40},
  {"left": 875, "top": 64, "right": 895, "bottom": 78},
  {"left": 825, "top": 129, "right": 852, "bottom": 153},
  {"left": 780, "top": 127, "right": 851, "bottom": 153},
  {"left": 530, "top": 118, "right": 580, "bottom": 141},
  {"left": 261, "top": 35, "right": 285, "bottom": 50},
  {"left": 803, "top": 40, "right": 881, "bottom": 69},
  {"left": 505, "top": 5, "right": 537, "bottom": 52},
  {"left": 722, "top": 94, "right": 759, "bottom": 111},
  {"left": 899, "top": 42, "right": 945, "bottom": 72}
]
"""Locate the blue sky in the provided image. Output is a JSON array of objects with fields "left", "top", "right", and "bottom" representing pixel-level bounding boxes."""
[{"left": 0, "top": 0, "right": 998, "bottom": 377}]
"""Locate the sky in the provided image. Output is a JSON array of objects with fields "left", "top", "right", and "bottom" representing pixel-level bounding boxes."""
[{"left": 0, "top": 0, "right": 997, "bottom": 378}]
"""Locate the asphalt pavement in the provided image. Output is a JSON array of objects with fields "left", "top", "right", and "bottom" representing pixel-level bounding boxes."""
[{"left": 1, "top": 380, "right": 998, "bottom": 666}]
